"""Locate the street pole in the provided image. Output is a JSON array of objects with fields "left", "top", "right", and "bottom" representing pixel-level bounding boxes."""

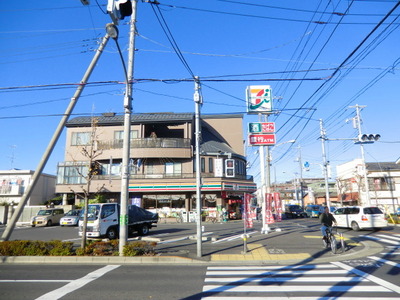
[
  {"left": 119, "top": 0, "right": 137, "bottom": 256},
  {"left": 194, "top": 76, "right": 203, "bottom": 257},
  {"left": 1, "top": 28, "right": 112, "bottom": 242},
  {"left": 297, "top": 145, "right": 304, "bottom": 208},
  {"left": 319, "top": 119, "right": 331, "bottom": 210},
  {"left": 351, "top": 104, "right": 371, "bottom": 207}
]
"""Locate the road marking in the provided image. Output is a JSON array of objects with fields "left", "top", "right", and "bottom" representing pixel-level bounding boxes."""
[
  {"left": 376, "top": 234, "right": 400, "bottom": 241},
  {"left": 360, "top": 235, "right": 399, "bottom": 245},
  {"left": 202, "top": 285, "right": 390, "bottom": 293},
  {"left": 205, "top": 276, "right": 367, "bottom": 283},
  {"left": 211, "top": 231, "right": 257, "bottom": 244},
  {"left": 0, "top": 280, "right": 71, "bottom": 283},
  {"left": 368, "top": 256, "right": 400, "bottom": 268},
  {"left": 333, "top": 262, "right": 400, "bottom": 294},
  {"left": 34, "top": 265, "right": 120, "bottom": 300}
]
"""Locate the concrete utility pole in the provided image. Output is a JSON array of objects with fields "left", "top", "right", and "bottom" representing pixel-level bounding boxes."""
[
  {"left": 194, "top": 76, "right": 203, "bottom": 257},
  {"left": 319, "top": 119, "right": 331, "bottom": 210},
  {"left": 1, "top": 26, "right": 113, "bottom": 241},
  {"left": 119, "top": 0, "right": 137, "bottom": 256},
  {"left": 297, "top": 145, "right": 304, "bottom": 208},
  {"left": 350, "top": 104, "right": 371, "bottom": 207}
]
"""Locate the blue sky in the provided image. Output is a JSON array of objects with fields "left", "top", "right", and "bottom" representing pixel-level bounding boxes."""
[{"left": 1, "top": 0, "right": 399, "bottom": 185}]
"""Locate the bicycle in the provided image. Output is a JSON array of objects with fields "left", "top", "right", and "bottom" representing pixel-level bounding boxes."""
[{"left": 323, "top": 226, "right": 337, "bottom": 254}]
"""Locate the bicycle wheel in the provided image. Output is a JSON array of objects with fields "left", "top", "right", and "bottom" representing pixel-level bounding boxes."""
[{"left": 330, "top": 235, "right": 337, "bottom": 254}]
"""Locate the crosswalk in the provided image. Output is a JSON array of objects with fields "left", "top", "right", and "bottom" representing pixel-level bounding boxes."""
[
  {"left": 360, "top": 233, "right": 400, "bottom": 245},
  {"left": 200, "top": 263, "right": 400, "bottom": 299}
]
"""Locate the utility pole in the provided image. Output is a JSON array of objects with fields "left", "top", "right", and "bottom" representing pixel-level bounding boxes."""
[
  {"left": 319, "top": 119, "right": 331, "bottom": 210},
  {"left": 1, "top": 25, "right": 113, "bottom": 242},
  {"left": 119, "top": 0, "right": 137, "bottom": 256},
  {"left": 350, "top": 104, "right": 371, "bottom": 207},
  {"left": 194, "top": 76, "right": 203, "bottom": 257},
  {"left": 297, "top": 145, "right": 304, "bottom": 208}
]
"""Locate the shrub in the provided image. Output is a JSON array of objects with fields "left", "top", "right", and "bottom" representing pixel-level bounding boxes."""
[
  {"left": 0, "top": 239, "right": 156, "bottom": 256},
  {"left": 0, "top": 240, "right": 74, "bottom": 256},
  {"left": 123, "top": 241, "right": 157, "bottom": 256}
]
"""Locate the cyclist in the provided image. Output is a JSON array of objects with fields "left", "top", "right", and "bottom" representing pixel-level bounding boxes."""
[{"left": 319, "top": 206, "right": 337, "bottom": 243}]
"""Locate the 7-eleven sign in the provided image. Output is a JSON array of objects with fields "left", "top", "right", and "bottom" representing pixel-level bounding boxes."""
[{"left": 246, "top": 85, "right": 272, "bottom": 113}]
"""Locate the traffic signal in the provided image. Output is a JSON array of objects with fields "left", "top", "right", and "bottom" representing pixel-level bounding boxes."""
[
  {"left": 357, "top": 134, "right": 381, "bottom": 144},
  {"left": 107, "top": 0, "right": 132, "bottom": 24},
  {"left": 225, "top": 159, "right": 235, "bottom": 178}
]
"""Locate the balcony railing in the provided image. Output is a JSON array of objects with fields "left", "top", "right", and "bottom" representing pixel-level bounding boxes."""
[{"left": 97, "top": 138, "right": 191, "bottom": 150}]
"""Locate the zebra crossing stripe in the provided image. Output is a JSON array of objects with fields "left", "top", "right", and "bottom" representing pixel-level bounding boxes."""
[
  {"left": 207, "top": 269, "right": 348, "bottom": 276},
  {"left": 205, "top": 276, "right": 367, "bottom": 283},
  {"left": 333, "top": 262, "right": 400, "bottom": 294},
  {"left": 207, "top": 264, "right": 335, "bottom": 270},
  {"left": 360, "top": 235, "right": 399, "bottom": 245},
  {"left": 202, "top": 297, "right": 396, "bottom": 300},
  {"left": 202, "top": 285, "right": 390, "bottom": 293},
  {"left": 368, "top": 256, "right": 400, "bottom": 268},
  {"left": 376, "top": 234, "right": 400, "bottom": 241}
]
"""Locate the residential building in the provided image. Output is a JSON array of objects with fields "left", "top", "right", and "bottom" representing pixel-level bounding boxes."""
[
  {"left": 55, "top": 112, "right": 256, "bottom": 216},
  {"left": 336, "top": 159, "right": 400, "bottom": 213},
  {"left": 0, "top": 169, "right": 56, "bottom": 206},
  {"left": 303, "top": 180, "right": 338, "bottom": 206}
]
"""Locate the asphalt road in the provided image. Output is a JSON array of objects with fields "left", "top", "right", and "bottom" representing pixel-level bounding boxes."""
[{"left": 0, "top": 218, "right": 399, "bottom": 299}]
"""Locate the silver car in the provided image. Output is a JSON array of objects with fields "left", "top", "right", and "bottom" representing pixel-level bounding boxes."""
[{"left": 60, "top": 209, "right": 82, "bottom": 226}]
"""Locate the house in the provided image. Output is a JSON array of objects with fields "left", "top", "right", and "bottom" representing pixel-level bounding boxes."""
[
  {"left": 336, "top": 158, "right": 400, "bottom": 213},
  {"left": 0, "top": 169, "right": 56, "bottom": 206},
  {"left": 55, "top": 112, "right": 256, "bottom": 215}
]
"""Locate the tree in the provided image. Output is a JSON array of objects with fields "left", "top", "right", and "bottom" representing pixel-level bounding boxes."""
[{"left": 69, "top": 117, "right": 105, "bottom": 249}]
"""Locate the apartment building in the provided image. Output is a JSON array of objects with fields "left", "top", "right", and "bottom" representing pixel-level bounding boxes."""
[
  {"left": 0, "top": 169, "right": 56, "bottom": 206},
  {"left": 55, "top": 112, "right": 256, "bottom": 214}
]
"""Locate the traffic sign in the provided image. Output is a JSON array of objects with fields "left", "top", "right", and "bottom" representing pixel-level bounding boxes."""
[
  {"left": 249, "top": 134, "right": 276, "bottom": 146},
  {"left": 248, "top": 122, "right": 275, "bottom": 133}
]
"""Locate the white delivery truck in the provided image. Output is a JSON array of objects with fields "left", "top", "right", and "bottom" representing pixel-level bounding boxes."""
[{"left": 78, "top": 203, "right": 158, "bottom": 239}]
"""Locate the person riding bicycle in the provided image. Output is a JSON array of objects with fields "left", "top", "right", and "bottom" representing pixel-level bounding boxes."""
[{"left": 319, "top": 206, "right": 337, "bottom": 242}]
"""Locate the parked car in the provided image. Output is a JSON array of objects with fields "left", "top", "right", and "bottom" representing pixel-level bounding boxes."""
[
  {"left": 333, "top": 206, "right": 388, "bottom": 231},
  {"left": 305, "top": 205, "right": 324, "bottom": 218},
  {"left": 284, "top": 205, "right": 305, "bottom": 218},
  {"left": 60, "top": 209, "right": 82, "bottom": 226},
  {"left": 31, "top": 208, "right": 65, "bottom": 227}
]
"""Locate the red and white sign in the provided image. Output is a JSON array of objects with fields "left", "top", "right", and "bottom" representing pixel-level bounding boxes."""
[
  {"left": 265, "top": 193, "right": 275, "bottom": 224},
  {"left": 243, "top": 193, "right": 253, "bottom": 228},
  {"left": 249, "top": 134, "right": 276, "bottom": 146},
  {"left": 274, "top": 192, "right": 282, "bottom": 222}
]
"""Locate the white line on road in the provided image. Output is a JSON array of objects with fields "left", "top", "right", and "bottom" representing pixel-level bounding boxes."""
[
  {"left": 360, "top": 235, "right": 399, "bottom": 245},
  {"left": 368, "top": 256, "right": 400, "bottom": 268},
  {"left": 211, "top": 231, "right": 258, "bottom": 244},
  {"left": 205, "top": 276, "right": 367, "bottom": 283},
  {"left": 0, "top": 280, "right": 71, "bottom": 283},
  {"left": 333, "top": 262, "right": 400, "bottom": 294},
  {"left": 202, "top": 285, "right": 390, "bottom": 293},
  {"left": 34, "top": 265, "right": 120, "bottom": 300}
]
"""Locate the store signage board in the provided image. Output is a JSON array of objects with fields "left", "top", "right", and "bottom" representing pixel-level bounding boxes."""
[
  {"left": 248, "top": 122, "right": 275, "bottom": 133},
  {"left": 249, "top": 134, "right": 276, "bottom": 146}
]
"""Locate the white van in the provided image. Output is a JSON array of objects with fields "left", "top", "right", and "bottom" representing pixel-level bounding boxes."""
[{"left": 333, "top": 206, "right": 388, "bottom": 231}]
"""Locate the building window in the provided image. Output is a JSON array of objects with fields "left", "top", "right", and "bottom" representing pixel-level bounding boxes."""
[
  {"left": 201, "top": 158, "right": 205, "bottom": 172},
  {"left": 209, "top": 158, "right": 213, "bottom": 173},
  {"left": 71, "top": 132, "right": 91, "bottom": 146},
  {"left": 57, "top": 163, "right": 88, "bottom": 184},
  {"left": 146, "top": 162, "right": 154, "bottom": 174},
  {"left": 370, "top": 177, "right": 392, "bottom": 191},
  {"left": 165, "top": 162, "right": 181, "bottom": 175},
  {"left": 114, "top": 130, "right": 138, "bottom": 140}
]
